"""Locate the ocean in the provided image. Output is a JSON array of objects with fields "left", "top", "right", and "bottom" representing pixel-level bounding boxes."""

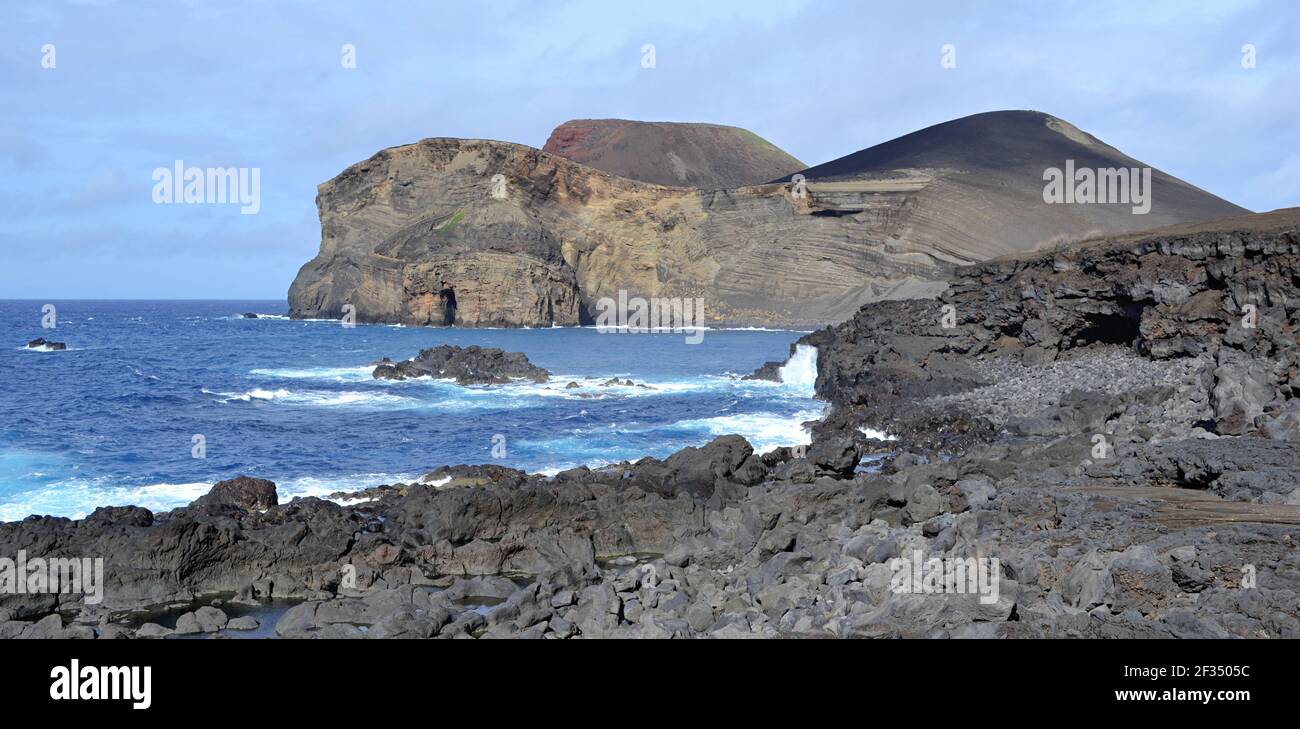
[{"left": 0, "top": 300, "right": 821, "bottom": 521}]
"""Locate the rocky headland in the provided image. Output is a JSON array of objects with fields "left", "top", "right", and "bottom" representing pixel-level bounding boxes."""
[
  {"left": 288, "top": 111, "right": 1246, "bottom": 330},
  {"left": 5, "top": 209, "right": 1298, "bottom": 639}
]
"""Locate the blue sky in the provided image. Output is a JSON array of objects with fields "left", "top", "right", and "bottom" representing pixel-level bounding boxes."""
[{"left": 2, "top": 0, "right": 1297, "bottom": 299}]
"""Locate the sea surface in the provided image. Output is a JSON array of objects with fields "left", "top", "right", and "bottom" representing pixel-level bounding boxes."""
[{"left": 0, "top": 300, "right": 821, "bottom": 521}]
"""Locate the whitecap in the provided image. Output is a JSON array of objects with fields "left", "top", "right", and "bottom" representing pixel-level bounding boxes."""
[
  {"left": 130, "top": 366, "right": 162, "bottom": 381},
  {"left": 0, "top": 478, "right": 213, "bottom": 522},
  {"left": 204, "top": 387, "right": 418, "bottom": 409},
  {"left": 658, "top": 407, "right": 827, "bottom": 453},
  {"left": 490, "top": 374, "right": 800, "bottom": 401},
  {"left": 277, "top": 472, "right": 424, "bottom": 504},
  {"left": 249, "top": 365, "right": 375, "bottom": 382},
  {"left": 532, "top": 465, "right": 579, "bottom": 477},
  {"left": 0, "top": 471, "right": 434, "bottom": 521}
]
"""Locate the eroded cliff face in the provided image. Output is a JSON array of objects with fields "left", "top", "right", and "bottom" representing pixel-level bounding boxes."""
[
  {"left": 289, "top": 112, "right": 1248, "bottom": 329},
  {"left": 288, "top": 138, "right": 959, "bottom": 327},
  {"left": 288, "top": 140, "right": 586, "bottom": 327}
]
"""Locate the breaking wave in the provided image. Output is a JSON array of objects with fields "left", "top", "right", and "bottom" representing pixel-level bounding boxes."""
[
  {"left": 776, "top": 344, "right": 818, "bottom": 395},
  {"left": 205, "top": 388, "right": 419, "bottom": 409}
]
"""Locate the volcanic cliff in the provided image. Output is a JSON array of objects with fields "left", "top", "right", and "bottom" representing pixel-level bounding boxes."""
[{"left": 288, "top": 111, "right": 1247, "bottom": 329}]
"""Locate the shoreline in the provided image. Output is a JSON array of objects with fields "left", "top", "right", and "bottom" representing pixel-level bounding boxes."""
[
  {"left": 3, "top": 211, "right": 1300, "bottom": 638},
  {"left": 1, "top": 330, "right": 821, "bottom": 522}
]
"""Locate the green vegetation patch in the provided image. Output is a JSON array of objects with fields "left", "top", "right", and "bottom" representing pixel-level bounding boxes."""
[{"left": 435, "top": 210, "right": 465, "bottom": 233}]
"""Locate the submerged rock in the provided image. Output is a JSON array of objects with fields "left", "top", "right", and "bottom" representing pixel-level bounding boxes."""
[{"left": 25, "top": 338, "right": 66, "bottom": 350}]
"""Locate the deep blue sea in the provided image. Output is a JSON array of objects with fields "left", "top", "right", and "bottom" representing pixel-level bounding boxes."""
[{"left": 0, "top": 300, "right": 821, "bottom": 521}]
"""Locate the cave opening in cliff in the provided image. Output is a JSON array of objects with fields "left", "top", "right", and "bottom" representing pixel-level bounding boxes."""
[
  {"left": 1072, "top": 311, "right": 1141, "bottom": 347},
  {"left": 439, "top": 283, "right": 457, "bottom": 326}
]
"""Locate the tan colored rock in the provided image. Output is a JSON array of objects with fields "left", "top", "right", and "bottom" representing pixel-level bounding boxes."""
[{"left": 289, "top": 111, "right": 1246, "bottom": 329}]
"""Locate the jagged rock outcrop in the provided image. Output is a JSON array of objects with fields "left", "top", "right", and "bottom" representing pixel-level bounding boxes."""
[
  {"left": 289, "top": 111, "right": 1247, "bottom": 329},
  {"left": 190, "top": 475, "right": 278, "bottom": 512},
  {"left": 4, "top": 429, "right": 1297, "bottom": 638},
  {"left": 542, "top": 119, "right": 805, "bottom": 189},
  {"left": 372, "top": 345, "right": 550, "bottom": 384},
  {"left": 801, "top": 207, "right": 1300, "bottom": 442}
]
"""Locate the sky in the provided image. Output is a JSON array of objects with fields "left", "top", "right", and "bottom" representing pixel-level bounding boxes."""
[{"left": 2, "top": 0, "right": 1298, "bottom": 299}]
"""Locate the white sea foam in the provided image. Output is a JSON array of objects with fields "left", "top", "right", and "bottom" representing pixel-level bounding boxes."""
[
  {"left": 776, "top": 344, "right": 818, "bottom": 395},
  {"left": 277, "top": 472, "right": 425, "bottom": 504},
  {"left": 858, "top": 426, "right": 898, "bottom": 441},
  {"left": 716, "top": 327, "right": 815, "bottom": 333},
  {"left": 0, "top": 478, "right": 213, "bottom": 522},
  {"left": 568, "top": 325, "right": 812, "bottom": 333},
  {"left": 249, "top": 366, "right": 374, "bottom": 382},
  {"left": 209, "top": 387, "right": 290, "bottom": 402},
  {"left": 0, "top": 471, "right": 428, "bottom": 520},
  {"left": 530, "top": 461, "right": 625, "bottom": 477},
  {"left": 205, "top": 387, "right": 418, "bottom": 409},
  {"left": 17, "top": 345, "right": 71, "bottom": 353},
  {"left": 664, "top": 406, "right": 826, "bottom": 453},
  {"left": 520, "top": 407, "right": 823, "bottom": 466},
  {"left": 250, "top": 362, "right": 814, "bottom": 406},
  {"left": 488, "top": 374, "right": 805, "bottom": 402},
  {"left": 130, "top": 366, "right": 162, "bottom": 381}
]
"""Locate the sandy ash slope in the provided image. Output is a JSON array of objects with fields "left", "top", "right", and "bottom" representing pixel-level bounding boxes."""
[
  {"left": 543, "top": 119, "right": 806, "bottom": 190},
  {"left": 781, "top": 110, "right": 1250, "bottom": 262},
  {"left": 289, "top": 111, "right": 1248, "bottom": 329}
]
